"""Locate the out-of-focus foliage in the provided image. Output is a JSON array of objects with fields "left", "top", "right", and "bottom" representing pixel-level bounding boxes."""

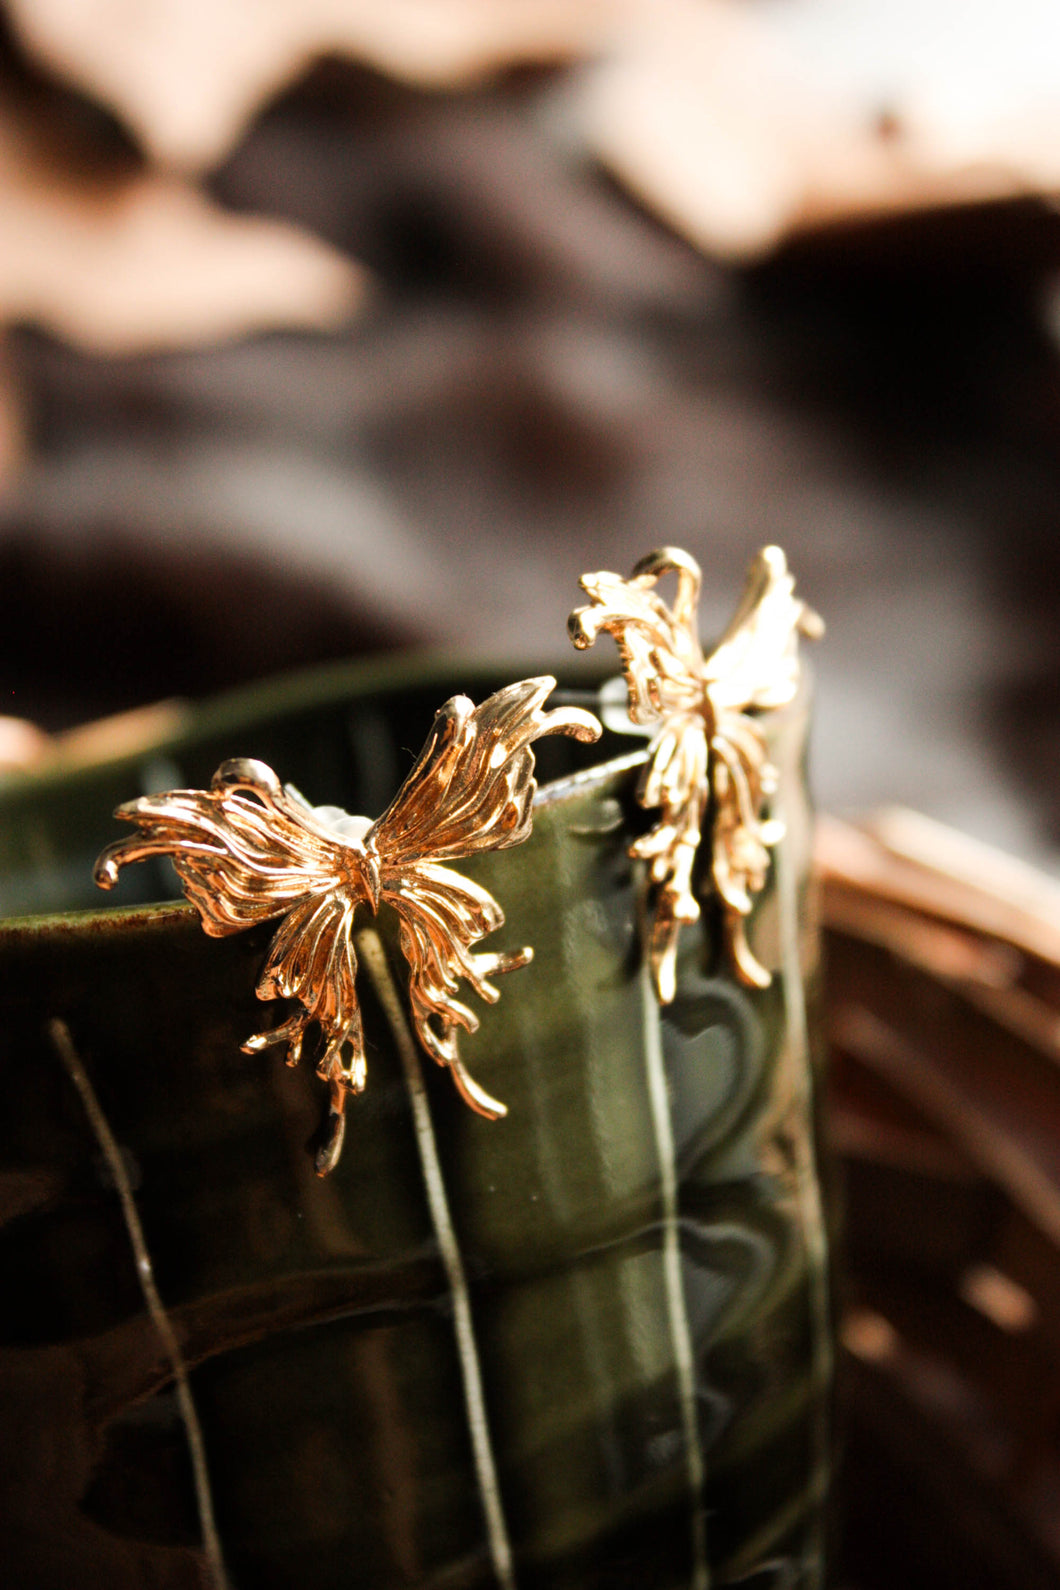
[
  {"left": 5, "top": 0, "right": 611, "bottom": 169},
  {"left": 1, "top": 0, "right": 1060, "bottom": 875},
  {"left": 0, "top": 105, "right": 363, "bottom": 354}
]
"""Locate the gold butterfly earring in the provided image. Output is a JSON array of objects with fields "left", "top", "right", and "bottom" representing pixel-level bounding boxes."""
[
  {"left": 568, "top": 546, "right": 822, "bottom": 1002},
  {"left": 94, "top": 677, "right": 601, "bottom": 1174}
]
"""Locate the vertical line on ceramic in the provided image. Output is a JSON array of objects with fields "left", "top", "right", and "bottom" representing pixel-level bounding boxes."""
[
  {"left": 774, "top": 815, "right": 833, "bottom": 1582},
  {"left": 358, "top": 929, "right": 517, "bottom": 1590},
  {"left": 48, "top": 1017, "right": 230, "bottom": 1590},
  {"left": 640, "top": 963, "right": 710, "bottom": 1590}
]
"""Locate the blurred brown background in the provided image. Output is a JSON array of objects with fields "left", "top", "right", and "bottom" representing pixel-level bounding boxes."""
[{"left": 1, "top": 0, "right": 1060, "bottom": 872}]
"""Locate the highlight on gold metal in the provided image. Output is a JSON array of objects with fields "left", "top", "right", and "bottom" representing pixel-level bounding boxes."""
[
  {"left": 568, "top": 546, "right": 822, "bottom": 1001},
  {"left": 94, "top": 677, "right": 601, "bottom": 1175}
]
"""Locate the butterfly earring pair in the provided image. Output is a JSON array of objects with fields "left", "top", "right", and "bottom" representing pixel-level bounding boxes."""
[{"left": 94, "top": 546, "right": 820, "bottom": 1174}]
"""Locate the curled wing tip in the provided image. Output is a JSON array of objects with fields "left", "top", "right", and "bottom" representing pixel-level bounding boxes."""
[
  {"left": 211, "top": 757, "right": 284, "bottom": 794},
  {"left": 730, "top": 919, "right": 773, "bottom": 988},
  {"left": 437, "top": 692, "right": 475, "bottom": 723},
  {"left": 315, "top": 1109, "right": 347, "bottom": 1178},
  {"left": 93, "top": 847, "right": 122, "bottom": 889},
  {"left": 631, "top": 544, "right": 702, "bottom": 581},
  {"left": 651, "top": 941, "right": 677, "bottom": 1006},
  {"left": 800, "top": 604, "right": 825, "bottom": 641},
  {"left": 757, "top": 544, "right": 788, "bottom": 573},
  {"left": 541, "top": 704, "right": 602, "bottom": 744},
  {"left": 755, "top": 545, "right": 823, "bottom": 638},
  {"left": 570, "top": 573, "right": 630, "bottom": 646},
  {"left": 241, "top": 1033, "right": 272, "bottom": 1054},
  {"left": 567, "top": 607, "right": 598, "bottom": 649},
  {"left": 109, "top": 793, "right": 172, "bottom": 830},
  {"left": 508, "top": 674, "right": 589, "bottom": 714},
  {"left": 450, "top": 1057, "right": 508, "bottom": 1119}
]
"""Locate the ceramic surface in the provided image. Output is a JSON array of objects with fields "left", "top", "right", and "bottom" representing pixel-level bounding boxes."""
[{"left": 0, "top": 657, "right": 830, "bottom": 1588}]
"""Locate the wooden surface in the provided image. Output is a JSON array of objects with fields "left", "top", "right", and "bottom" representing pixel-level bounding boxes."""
[{"left": 821, "top": 813, "right": 1060, "bottom": 1589}]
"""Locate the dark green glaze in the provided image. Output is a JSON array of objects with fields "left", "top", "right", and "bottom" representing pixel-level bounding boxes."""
[{"left": 0, "top": 656, "right": 829, "bottom": 1588}]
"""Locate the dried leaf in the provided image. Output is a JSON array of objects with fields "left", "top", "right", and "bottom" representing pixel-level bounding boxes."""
[
  {"left": 584, "top": 0, "right": 1060, "bottom": 259},
  {"left": 817, "top": 810, "right": 1060, "bottom": 970},
  {"left": 7, "top": 0, "right": 612, "bottom": 170},
  {"left": 0, "top": 109, "right": 365, "bottom": 353}
]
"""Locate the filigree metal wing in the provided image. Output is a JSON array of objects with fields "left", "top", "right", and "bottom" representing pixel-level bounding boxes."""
[
  {"left": 94, "top": 758, "right": 379, "bottom": 1171},
  {"left": 569, "top": 545, "right": 821, "bottom": 1000},
  {"left": 569, "top": 546, "right": 704, "bottom": 725},
  {"left": 94, "top": 677, "right": 600, "bottom": 1174},
  {"left": 369, "top": 676, "right": 599, "bottom": 861},
  {"left": 703, "top": 545, "right": 823, "bottom": 714},
  {"left": 704, "top": 548, "right": 823, "bottom": 988},
  {"left": 368, "top": 677, "right": 601, "bottom": 1118},
  {"left": 94, "top": 757, "right": 362, "bottom": 937}
]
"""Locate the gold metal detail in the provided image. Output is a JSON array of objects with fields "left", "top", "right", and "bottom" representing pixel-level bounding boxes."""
[
  {"left": 568, "top": 545, "right": 822, "bottom": 1000},
  {"left": 95, "top": 677, "right": 601, "bottom": 1174}
]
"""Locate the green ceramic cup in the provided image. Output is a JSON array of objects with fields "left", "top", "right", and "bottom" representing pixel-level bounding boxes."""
[{"left": 0, "top": 656, "right": 830, "bottom": 1590}]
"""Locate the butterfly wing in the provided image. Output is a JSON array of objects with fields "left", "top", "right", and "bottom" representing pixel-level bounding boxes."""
[
  {"left": 566, "top": 545, "right": 820, "bottom": 995},
  {"left": 629, "top": 712, "right": 710, "bottom": 1004},
  {"left": 95, "top": 758, "right": 373, "bottom": 1171},
  {"left": 703, "top": 545, "right": 823, "bottom": 714},
  {"left": 384, "top": 862, "right": 528, "bottom": 1117},
  {"left": 94, "top": 758, "right": 351, "bottom": 933},
  {"left": 568, "top": 546, "right": 704, "bottom": 723},
  {"left": 569, "top": 549, "right": 712, "bottom": 998},
  {"left": 703, "top": 547, "right": 823, "bottom": 986},
  {"left": 250, "top": 886, "right": 366, "bottom": 1175},
  {"left": 369, "top": 677, "right": 600, "bottom": 1113},
  {"left": 368, "top": 675, "right": 600, "bottom": 864}
]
